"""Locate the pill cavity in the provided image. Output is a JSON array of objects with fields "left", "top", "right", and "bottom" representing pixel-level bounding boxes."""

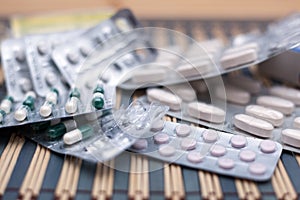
[
  {"left": 132, "top": 139, "right": 148, "bottom": 150},
  {"left": 181, "top": 138, "right": 197, "bottom": 150},
  {"left": 187, "top": 151, "right": 204, "bottom": 163},
  {"left": 147, "top": 88, "right": 182, "bottom": 111},
  {"left": 260, "top": 140, "right": 276, "bottom": 153},
  {"left": 230, "top": 135, "right": 247, "bottom": 148},
  {"left": 175, "top": 124, "right": 191, "bottom": 137},
  {"left": 256, "top": 96, "right": 294, "bottom": 115},
  {"left": 269, "top": 85, "right": 300, "bottom": 105},
  {"left": 210, "top": 144, "right": 226, "bottom": 157},
  {"left": 215, "top": 84, "right": 250, "bottom": 105},
  {"left": 159, "top": 145, "right": 176, "bottom": 157},
  {"left": 154, "top": 132, "right": 170, "bottom": 144},
  {"left": 248, "top": 163, "right": 267, "bottom": 175},
  {"left": 239, "top": 150, "right": 256, "bottom": 162},
  {"left": 187, "top": 102, "right": 225, "bottom": 123},
  {"left": 202, "top": 129, "right": 218, "bottom": 143},
  {"left": 218, "top": 158, "right": 235, "bottom": 169}
]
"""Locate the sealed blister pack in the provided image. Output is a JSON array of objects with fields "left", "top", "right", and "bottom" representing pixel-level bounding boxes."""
[
  {"left": 26, "top": 100, "right": 168, "bottom": 162},
  {"left": 1, "top": 38, "right": 33, "bottom": 101},
  {"left": 129, "top": 121, "right": 282, "bottom": 181}
]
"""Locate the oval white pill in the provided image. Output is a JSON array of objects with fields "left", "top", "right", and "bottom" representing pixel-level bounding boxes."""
[
  {"left": 65, "top": 97, "right": 79, "bottom": 114},
  {"left": 220, "top": 48, "right": 257, "bottom": 69},
  {"left": 176, "top": 60, "right": 212, "bottom": 77},
  {"left": 227, "top": 74, "right": 261, "bottom": 94},
  {"left": 14, "top": 108, "right": 27, "bottom": 122},
  {"left": 132, "top": 139, "right": 148, "bottom": 150},
  {"left": 181, "top": 138, "right": 197, "bottom": 150},
  {"left": 132, "top": 68, "right": 166, "bottom": 84},
  {"left": 218, "top": 158, "right": 235, "bottom": 169},
  {"left": 294, "top": 117, "right": 300, "bottom": 129},
  {"left": 210, "top": 144, "right": 226, "bottom": 157},
  {"left": 202, "top": 129, "right": 219, "bottom": 143},
  {"left": 63, "top": 129, "right": 83, "bottom": 145},
  {"left": 269, "top": 86, "right": 300, "bottom": 105},
  {"left": 159, "top": 145, "right": 176, "bottom": 157},
  {"left": 234, "top": 114, "right": 274, "bottom": 138},
  {"left": 154, "top": 133, "right": 169, "bottom": 144},
  {"left": 147, "top": 88, "right": 182, "bottom": 111},
  {"left": 256, "top": 96, "right": 294, "bottom": 115},
  {"left": 282, "top": 129, "right": 300, "bottom": 148},
  {"left": 249, "top": 163, "right": 267, "bottom": 175},
  {"left": 166, "top": 83, "right": 197, "bottom": 102},
  {"left": 260, "top": 140, "right": 276, "bottom": 153},
  {"left": 239, "top": 150, "right": 256, "bottom": 162},
  {"left": 175, "top": 124, "right": 191, "bottom": 137},
  {"left": 215, "top": 85, "right": 250, "bottom": 105},
  {"left": 230, "top": 135, "right": 247, "bottom": 148},
  {"left": 187, "top": 151, "right": 204, "bottom": 163},
  {"left": 245, "top": 105, "right": 284, "bottom": 127},
  {"left": 39, "top": 104, "right": 52, "bottom": 117},
  {"left": 187, "top": 102, "right": 225, "bottom": 123},
  {"left": 150, "top": 119, "right": 165, "bottom": 132}
]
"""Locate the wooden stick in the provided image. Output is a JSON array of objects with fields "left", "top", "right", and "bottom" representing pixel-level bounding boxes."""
[
  {"left": 235, "top": 179, "right": 246, "bottom": 200},
  {"left": 0, "top": 134, "right": 16, "bottom": 168},
  {"left": 55, "top": 156, "right": 70, "bottom": 197},
  {"left": 129, "top": 155, "right": 136, "bottom": 199},
  {"left": 115, "top": 87, "right": 122, "bottom": 109},
  {"left": 64, "top": 156, "right": 75, "bottom": 198},
  {"left": 205, "top": 172, "right": 215, "bottom": 198},
  {"left": 271, "top": 174, "right": 282, "bottom": 200},
  {"left": 29, "top": 147, "right": 45, "bottom": 193},
  {"left": 69, "top": 158, "right": 82, "bottom": 198},
  {"left": 295, "top": 155, "right": 300, "bottom": 167},
  {"left": 92, "top": 162, "right": 102, "bottom": 198},
  {"left": 164, "top": 164, "right": 172, "bottom": 199},
  {"left": 211, "top": 22, "right": 228, "bottom": 44},
  {"left": 106, "top": 160, "right": 115, "bottom": 199},
  {"left": 170, "top": 165, "right": 179, "bottom": 198},
  {"left": 136, "top": 156, "right": 143, "bottom": 195},
  {"left": 142, "top": 157, "right": 149, "bottom": 200},
  {"left": 212, "top": 173, "right": 222, "bottom": 200},
  {"left": 249, "top": 181, "right": 260, "bottom": 199},
  {"left": 278, "top": 160, "right": 297, "bottom": 200},
  {"left": 199, "top": 171, "right": 208, "bottom": 199},
  {"left": 272, "top": 167, "right": 285, "bottom": 199}
]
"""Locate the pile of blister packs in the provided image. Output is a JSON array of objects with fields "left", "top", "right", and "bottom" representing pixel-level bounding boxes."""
[{"left": 1, "top": 9, "right": 300, "bottom": 181}]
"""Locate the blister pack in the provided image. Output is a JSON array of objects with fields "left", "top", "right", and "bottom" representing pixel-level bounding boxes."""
[
  {"left": 1, "top": 38, "right": 33, "bottom": 101},
  {"left": 26, "top": 100, "right": 168, "bottom": 162},
  {"left": 129, "top": 121, "right": 282, "bottom": 181},
  {"left": 52, "top": 9, "right": 141, "bottom": 86}
]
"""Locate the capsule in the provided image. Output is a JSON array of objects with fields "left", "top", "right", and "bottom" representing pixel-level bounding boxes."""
[
  {"left": 14, "top": 91, "right": 36, "bottom": 122},
  {"left": 0, "top": 96, "right": 14, "bottom": 114},
  {"left": 92, "top": 85, "right": 105, "bottom": 110},
  {"left": 31, "top": 118, "right": 61, "bottom": 131},
  {"left": 0, "top": 109, "right": 6, "bottom": 123},
  {"left": 63, "top": 125, "right": 93, "bottom": 145},
  {"left": 65, "top": 88, "right": 80, "bottom": 114},
  {"left": 39, "top": 88, "right": 59, "bottom": 117},
  {"left": 47, "top": 119, "right": 77, "bottom": 140}
]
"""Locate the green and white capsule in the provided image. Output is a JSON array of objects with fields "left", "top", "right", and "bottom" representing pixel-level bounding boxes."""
[
  {"left": 47, "top": 119, "right": 77, "bottom": 140},
  {"left": 63, "top": 125, "right": 93, "bottom": 145},
  {"left": 14, "top": 91, "right": 36, "bottom": 122},
  {"left": 92, "top": 85, "right": 105, "bottom": 110},
  {"left": 65, "top": 88, "right": 80, "bottom": 114},
  {"left": 39, "top": 88, "right": 59, "bottom": 117},
  {"left": 0, "top": 96, "right": 14, "bottom": 114}
]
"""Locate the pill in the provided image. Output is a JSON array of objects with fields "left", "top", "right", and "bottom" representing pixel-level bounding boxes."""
[
  {"left": 39, "top": 103, "right": 52, "bottom": 117},
  {"left": 14, "top": 46, "right": 25, "bottom": 62},
  {"left": 187, "top": 151, "right": 205, "bottom": 163},
  {"left": 239, "top": 150, "right": 256, "bottom": 162},
  {"left": 248, "top": 163, "right": 266, "bottom": 175},
  {"left": 46, "top": 88, "right": 59, "bottom": 105},
  {"left": 19, "top": 78, "right": 32, "bottom": 92},
  {"left": 187, "top": 102, "right": 226, "bottom": 123},
  {"left": 260, "top": 140, "right": 276, "bottom": 153},
  {"left": 245, "top": 105, "right": 284, "bottom": 127},
  {"left": 165, "top": 83, "right": 197, "bottom": 102},
  {"left": 224, "top": 42, "right": 259, "bottom": 55},
  {"left": 14, "top": 108, "right": 27, "bottom": 122},
  {"left": 176, "top": 60, "right": 212, "bottom": 77},
  {"left": 210, "top": 144, "right": 226, "bottom": 157},
  {"left": 132, "top": 139, "right": 148, "bottom": 150},
  {"left": 181, "top": 138, "right": 197, "bottom": 150},
  {"left": 234, "top": 114, "right": 274, "bottom": 138},
  {"left": 131, "top": 68, "right": 166, "bottom": 84},
  {"left": 154, "top": 132, "right": 170, "bottom": 144},
  {"left": 282, "top": 129, "right": 300, "bottom": 148},
  {"left": 37, "top": 41, "right": 48, "bottom": 55},
  {"left": 215, "top": 84, "right": 250, "bottom": 105},
  {"left": 147, "top": 88, "right": 182, "bottom": 111},
  {"left": 0, "top": 96, "right": 14, "bottom": 114},
  {"left": 47, "top": 119, "right": 77, "bottom": 140},
  {"left": 256, "top": 96, "right": 295, "bottom": 115},
  {"left": 230, "top": 135, "right": 247, "bottom": 148},
  {"left": 0, "top": 110, "right": 6, "bottom": 123},
  {"left": 63, "top": 125, "right": 93, "bottom": 145},
  {"left": 79, "top": 44, "right": 92, "bottom": 57},
  {"left": 227, "top": 74, "right": 261, "bottom": 94},
  {"left": 45, "top": 72, "right": 58, "bottom": 86},
  {"left": 66, "top": 51, "right": 80, "bottom": 64},
  {"left": 220, "top": 48, "right": 257, "bottom": 69},
  {"left": 92, "top": 85, "right": 105, "bottom": 110},
  {"left": 294, "top": 117, "right": 300, "bottom": 129},
  {"left": 159, "top": 145, "right": 176, "bottom": 157},
  {"left": 65, "top": 97, "right": 79, "bottom": 114},
  {"left": 150, "top": 119, "right": 165, "bottom": 132},
  {"left": 269, "top": 86, "right": 300, "bottom": 105},
  {"left": 175, "top": 124, "right": 191, "bottom": 137},
  {"left": 218, "top": 158, "right": 235, "bottom": 169},
  {"left": 202, "top": 129, "right": 219, "bottom": 143}
]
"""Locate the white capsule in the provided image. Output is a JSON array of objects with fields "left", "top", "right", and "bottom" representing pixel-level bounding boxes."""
[
  {"left": 215, "top": 84, "right": 250, "bottom": 105},
  {"left": 269, "top": 86, "right": 300, "bottom": 105},
  {"left": 0, "top": 99, "right": 12, "bottom": 114},
  {"left": 19, "top": 78, "right": 32, "bottom": 92},
  {"left": 220, "top": 48, "right": 257, "bottom": 69},
  {"left": 65, "top": 97, "right": 79, "bottom": 114},
  {"left": 234, "top": 114, "right": 274, "bottom": 138},
  {"left": 245, "top": 105, "right": 284, "bottom": 127},
  {"left": 46, "top": 91, "right": 58, "bottom": 105},
  {"left": 39, "top": 104, "right": 52, "bottom": 117},
  {"left": 146, "top": 88, "right": 182, "bottom": 111},
  {"left": 293, "top": 117, "right": 300, "bottom": 129},
  {"left": 63, "top": 129, "right": 82, "bottom": 145},
  {"left": 256, "top": 96, "right": 295, "bottom": 115},
  {"left": 187, "top": 101, "right": 226, "bottom": 123},
  {"left": 25, "top": 91, "right": 37, "bottom": 99},
  {"left": 93, "top": 92, "right": 104, "bottom": 99},
  {"left": 14, "top": 107, "right": 28, "bottom": 122},
  {"left": 282, "top": 129, "right": 300, "bottom": 148}
]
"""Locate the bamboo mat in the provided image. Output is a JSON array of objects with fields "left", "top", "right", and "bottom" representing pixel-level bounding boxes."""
[{"left": 0, "top": 19, "right": 300, "bottom": 200}]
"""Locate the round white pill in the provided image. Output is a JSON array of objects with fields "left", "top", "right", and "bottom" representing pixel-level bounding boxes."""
[
  {"left": 132, "top": 139, "right": 148, "bottom": 150},
  {"left": 14, "top": 108, "right": 27, "bottom": 122},
  {"left": 260, "top": 140, "right": 276, "bottom": 153},
  {"left": 67, "top": 51, "right": 80, "bottom": 64},
  {"left": 19, "top": 78, "right": 32, "bottom": 92},
  {"left": 249, "top": 163, "right": 267, "bottom": 175},
  {"left": 202, "top": 129, "right": 218, "bottom": 143},
  {"left": 158, "top": 145, "right": 176, "bottom": 157},
  {"left": 218, "top": 158, "right": 235, "bottom": 169},
  {"left": 210, "top": 144, "right": 226, "bottom": 157},
  {"left": 150, "top": 120, "right": 165, "bottom": 132},
  {"left": 39, "top": 104, "right": 52, "bottom": 117},
  {"left": 45, "top": 72, "right": 58, "bottom": 86},
  {"left": 181, "top": 138, "right": 197, "bottom": 150},
  {"left": 293, "top": 117, "right": 300, "bottom": 129},
  {"left": 239, "top": 150, "right": 256, "bottom": 162},
  {"left": 175, "top": 124, "right": 191, "bottom": 137},
  {"left": 187, "top": 151, "right": 204, "bottom": 163},
  {"left": 65, "top": 97, "right": 79, "bottom": 114},
  {"left": 154, "top": 133, "right": 169, "bottom": 144},
  {"left": 230, "top": 135, "right": 247, "bottom": 148}
]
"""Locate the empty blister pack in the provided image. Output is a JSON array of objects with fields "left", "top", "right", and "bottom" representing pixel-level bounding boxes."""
[
  {"left": 129, "top": 121, "right": 282, "bottom": 181},
  {"left": 1, "top": 38, "right": 34, "bottom": 101},
  {"left": 52, "top": 9, "right": 141, "bottom": 86},
  {"left": 26, "top": 100, "right": 168, "bottom": 162}
]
